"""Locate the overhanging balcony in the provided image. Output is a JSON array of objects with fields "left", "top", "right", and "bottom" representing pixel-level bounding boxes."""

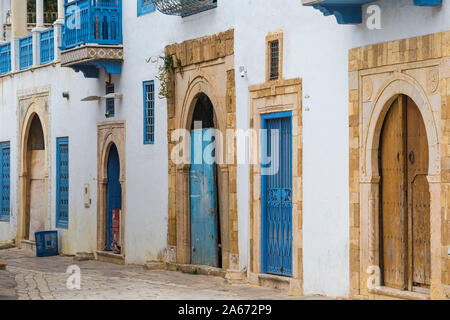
[
  {"left": 302, "top": 0, "right": 443, "bottom": 25},
  {"left": 151, "top": 0, "right": 217, "bottom": 17},
  {"left": 60, "top": 0, "right": 123, "bottom": 78}
]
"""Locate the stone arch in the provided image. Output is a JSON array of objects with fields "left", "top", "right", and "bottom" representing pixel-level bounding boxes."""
[
  {"left": 17, "top": 102, "right": 50, "bottom": 245},
  {"left": 96, "top": 121, "right": 126, "bottom": 261},
  {"left": 359, "top": 72, "right": 441, "bottom": 292},
  {"left": 364, "top": 73, "right": 439, "bottom": 179},
  {"left": 175, "top": 75, "right": 233, "bottom": 269}
]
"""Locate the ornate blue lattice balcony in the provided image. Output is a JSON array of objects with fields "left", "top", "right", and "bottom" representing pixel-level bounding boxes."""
[
  {"left": 151, "top": 0, "right": 217, "bottom": 17},
  {"left": 302, "top": 0, "right": 443, "bottom": 25},
  {"left": 61, "top": 0, "right": 123, "bottom": 78}
]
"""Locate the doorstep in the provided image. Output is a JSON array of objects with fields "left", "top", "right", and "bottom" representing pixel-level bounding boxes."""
[
  {"left": 164, "top": 262, "right": 247, "bottom": 284},
  {"left": 0, "top": 258, "right": 6, "bottom": 270},
  {"left": 20, "top": 240, "right": 36, "bottom": 253},
  {"left": 369, "top": 286, "right": 430, "bottom": 300},
  {"left": 94, "top": 251, "right": 125, "bottom": 265}
]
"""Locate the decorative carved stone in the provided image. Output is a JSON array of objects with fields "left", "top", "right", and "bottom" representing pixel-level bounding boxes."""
[
  {"left": 427, "top": 67, "right": 439, "bottom": 94},
  {"left": 362, "top": 77, "right": 373, "bottom": 102}
]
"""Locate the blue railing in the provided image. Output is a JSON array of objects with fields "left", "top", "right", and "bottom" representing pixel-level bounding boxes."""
[
  {"left": 0, "top": 43, "right": 11, "bottom": 75},
  {"left": 40, "top": 28, "right": 55, "bottom": 64},
  {"left": 19, "top": 35, "right": 33, "bottom": 70},
  {"left": 62, "top": 0, "right": 122, "bottom": 50}
]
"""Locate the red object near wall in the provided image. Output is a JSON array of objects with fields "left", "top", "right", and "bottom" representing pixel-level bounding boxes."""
[{"left": 112, "top": 209, "right": 121, "bottom": 245}]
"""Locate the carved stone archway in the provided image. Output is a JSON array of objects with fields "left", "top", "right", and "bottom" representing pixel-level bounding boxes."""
[
  {"left": 17, "top": 99, "right": 50, "bottom": 246},
  {"left": 96, "top": 121, "right": 126, "bottom": 264}
]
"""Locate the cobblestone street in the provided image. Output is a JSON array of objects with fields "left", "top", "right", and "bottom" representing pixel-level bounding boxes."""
[{"left": 0, "top": 248, "right": 330, "bottom": 300}]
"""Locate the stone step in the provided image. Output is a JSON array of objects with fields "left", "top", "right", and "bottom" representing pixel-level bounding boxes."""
[
  {"left": 144, "top": 261, "right": 165, "bottom": 271},
  {"left": 20, "top": 240, "right": 36, "bottom": 254},
  {"left": 0, "top": 259, "right": 6, "bottom": 270}
]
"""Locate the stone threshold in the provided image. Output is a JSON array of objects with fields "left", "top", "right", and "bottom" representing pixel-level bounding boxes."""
[
  {"left": 257, "top": 273, "right": 291, "bottom": 291},
  {"left": 0, "top": 258, "right": 6, "bottom": 270},
  {"left": 164, "top": 262, "right": 247, "bottom": 284},
  {"left": 20, "top": 240, "right": 36, "bottom": 253},
  {"left": 94, "top": 250, "right": 125, "bottom": 265},
  {"left": 370, "top": 286, "right": 430, "bottom": 300}
]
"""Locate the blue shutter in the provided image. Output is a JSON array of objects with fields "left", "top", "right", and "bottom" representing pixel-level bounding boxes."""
[
  {"left": 0, "top": 142, "right": 10, "bottom": 222},
  {"left": 56, "top": 137, "right": 69, "bottom": 229},
  {"left": 143, "top": 81, "right": 155, "bottom": 144}
]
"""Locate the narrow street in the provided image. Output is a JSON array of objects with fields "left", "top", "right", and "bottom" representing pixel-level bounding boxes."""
[{"left": 0, "top": 248, "right": 329, "bottom": 300}]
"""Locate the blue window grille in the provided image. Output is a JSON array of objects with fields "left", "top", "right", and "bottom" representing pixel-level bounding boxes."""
[
  {"left": 143, "top": 81, "right": 155, "bottom": 144},
  {"left": 19, "top": 34, "right": 33, "bottom": 70},
  {"left": 56, "top": 137, "right": 69, "bottom": 229},
  {"left": 0, "top": 142, "right": 10, "bottom": 222},
  {"left": 62, "top": 0, "right": 122, "bottom": 50},
  {"left": 105, "top": 83, "right": 115, "bottom": 118},
  {"left": 0, "top": 43, "right": 11, "bottom": 75},
  {"left": 138, "top": 0, "right": 156, "bottom": 16},
  {"left": 40, "top": 28, "right": 55, "bottom": 65}
]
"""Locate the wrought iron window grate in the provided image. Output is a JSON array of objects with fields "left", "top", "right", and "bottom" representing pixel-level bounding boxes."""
[
  {"left": 151, "top": 0, "right": 217, "bottom": 17},
  {"left": 269, "top": 40, "right": 279, "bottom": 81}
]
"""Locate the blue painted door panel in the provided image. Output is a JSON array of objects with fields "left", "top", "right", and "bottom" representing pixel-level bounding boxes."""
[
  {"left": 190, "top": 129, "right": 219, "bottom": 267},
  {"left": 106, "top": 144, "right": 121, "bottom": 251},
  {"left": 262, "top": 114, "right": 293, "bottom": 277}
]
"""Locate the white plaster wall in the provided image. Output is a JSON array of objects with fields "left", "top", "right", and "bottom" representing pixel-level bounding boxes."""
[{"left": 0, "top": 0, "right": 449, "bottom": 297}]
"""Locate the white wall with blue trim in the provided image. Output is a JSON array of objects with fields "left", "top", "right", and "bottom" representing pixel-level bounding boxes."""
[{"left": 0, "top": 0, "right": 449, "bottom": 298}]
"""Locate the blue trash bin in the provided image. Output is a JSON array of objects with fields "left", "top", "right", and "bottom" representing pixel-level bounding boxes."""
[{"left": 35, "top": 231, "right": 59, "bottom": 257}]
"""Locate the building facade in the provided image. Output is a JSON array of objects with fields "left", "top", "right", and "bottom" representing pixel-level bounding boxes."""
[{"left": 0, "top": 0, "right": 449, "bottom": 299}]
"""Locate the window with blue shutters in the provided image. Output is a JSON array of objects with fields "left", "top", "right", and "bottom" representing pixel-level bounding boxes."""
[
  {"left": 56, "top": 137, "right": 69, "bottom": 229},
  {"left": 0, "top": 142, "right": 10, "bottom": 222},
  {"left": 143, "top": 81, "right": 155, "bottom": 144},
  {"left": 138, "top": 0, "right": 156, "bottom": 16}
]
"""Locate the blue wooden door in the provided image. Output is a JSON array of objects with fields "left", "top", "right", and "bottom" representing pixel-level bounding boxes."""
[
  {"left": 262, "top": 113, "right": 292, "bottom": 276},
  {"left": 106, "top": 144, "right": 121, "bottom": 251},
  {"left": 190, "top": 128, "right": 219, "bottom": 267}
]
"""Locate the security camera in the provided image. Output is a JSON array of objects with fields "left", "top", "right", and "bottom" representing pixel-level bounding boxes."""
[{"left": 239, "top": 66, "right": 247, "bottom": 78}]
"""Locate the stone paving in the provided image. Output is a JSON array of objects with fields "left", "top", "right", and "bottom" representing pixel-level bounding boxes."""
[{"left": 0, "top": 248, "right": 332, "bottom": 300}]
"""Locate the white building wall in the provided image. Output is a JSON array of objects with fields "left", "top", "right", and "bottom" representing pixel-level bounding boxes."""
[{"left": 0, "top": 0, "right": 449, "bottom": 297}]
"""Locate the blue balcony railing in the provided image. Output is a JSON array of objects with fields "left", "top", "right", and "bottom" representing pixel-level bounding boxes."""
[
  {"left": 0, "top": 43, "right": 11, "bottom": 75},
  {"left": 40, "top": 28, "right": 55, "bottom": 64},
  {"left": 62, "top": 0, "right": 122, "bottom": 50},
  {"left": 19, "top": 35, "right": 33, "bottom": 70}
]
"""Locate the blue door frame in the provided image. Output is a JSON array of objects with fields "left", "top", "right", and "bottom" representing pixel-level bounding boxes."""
[
  {"left": 190, "top": 128, "right": 219, "bottom": 267},
  {"left": 261, "top": 111, "right": 293, "bottom": 277},
  {"left": 106, "top": 144, "right": 121, "bottom": 251}
]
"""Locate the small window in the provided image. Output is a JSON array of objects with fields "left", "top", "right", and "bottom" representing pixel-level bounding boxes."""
[
  {"left": 138, "top": 0, "right": 156, "bottom": 16},
  {"left": 269, "top": 40, "right": 279, "bottom": 81},
  {"left": 56, "top": 137, "right": 69, "bottom": 229},
  {"left": 143, "top": 81, "right": 155, "bottom": 144},
  {"left": 105, "top": 84, "right": 115, "bottom": 118},
  {"left": 0, "top": 142, "right": 10, "bottom": 222}
]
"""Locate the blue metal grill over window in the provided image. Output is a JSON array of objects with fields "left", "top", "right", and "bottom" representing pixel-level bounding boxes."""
[
  {"left": 0, "top": 142, "right": 10, "bottom": 222},
  {"left": 0, "top": 43, "right": 11, "bottom": 75},
  {"left": 62, "top": 0, "right": 122, "bottom": 50},
  {"left": 151, "top": 0, "right": 217, "bottom": 17},
  {"left": 138, "top": 0, "right": 156, "bottom": 15},
  {"left": 19, "top": 34, "right": 33, "bottom": 70},
  {"left": 56, "top": 137, "right": 69, "bottom": 229},
  {"left": 40, "top": 28, "right": 55, "bottom": 64},
  {"left": 143, "top": 81, "right": 155, "bottom": 144}
]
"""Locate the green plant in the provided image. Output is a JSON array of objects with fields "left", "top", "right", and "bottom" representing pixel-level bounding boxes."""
[{"left": 148, "top": 54, "right": 182, "bottom": 99}]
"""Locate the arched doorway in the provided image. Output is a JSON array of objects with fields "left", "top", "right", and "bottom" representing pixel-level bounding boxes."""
[
  {"left": 105, "top": 143, "right": 122, "bottom": 253},
  {"left": 189, "top": 93, "right": 221, "bottom": 267},
  {"left": 379, "top": 94, "right": 431, "bottom": 291},
  {"left": 26, "top": 114, "right": 47, "bottom": 240}
]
